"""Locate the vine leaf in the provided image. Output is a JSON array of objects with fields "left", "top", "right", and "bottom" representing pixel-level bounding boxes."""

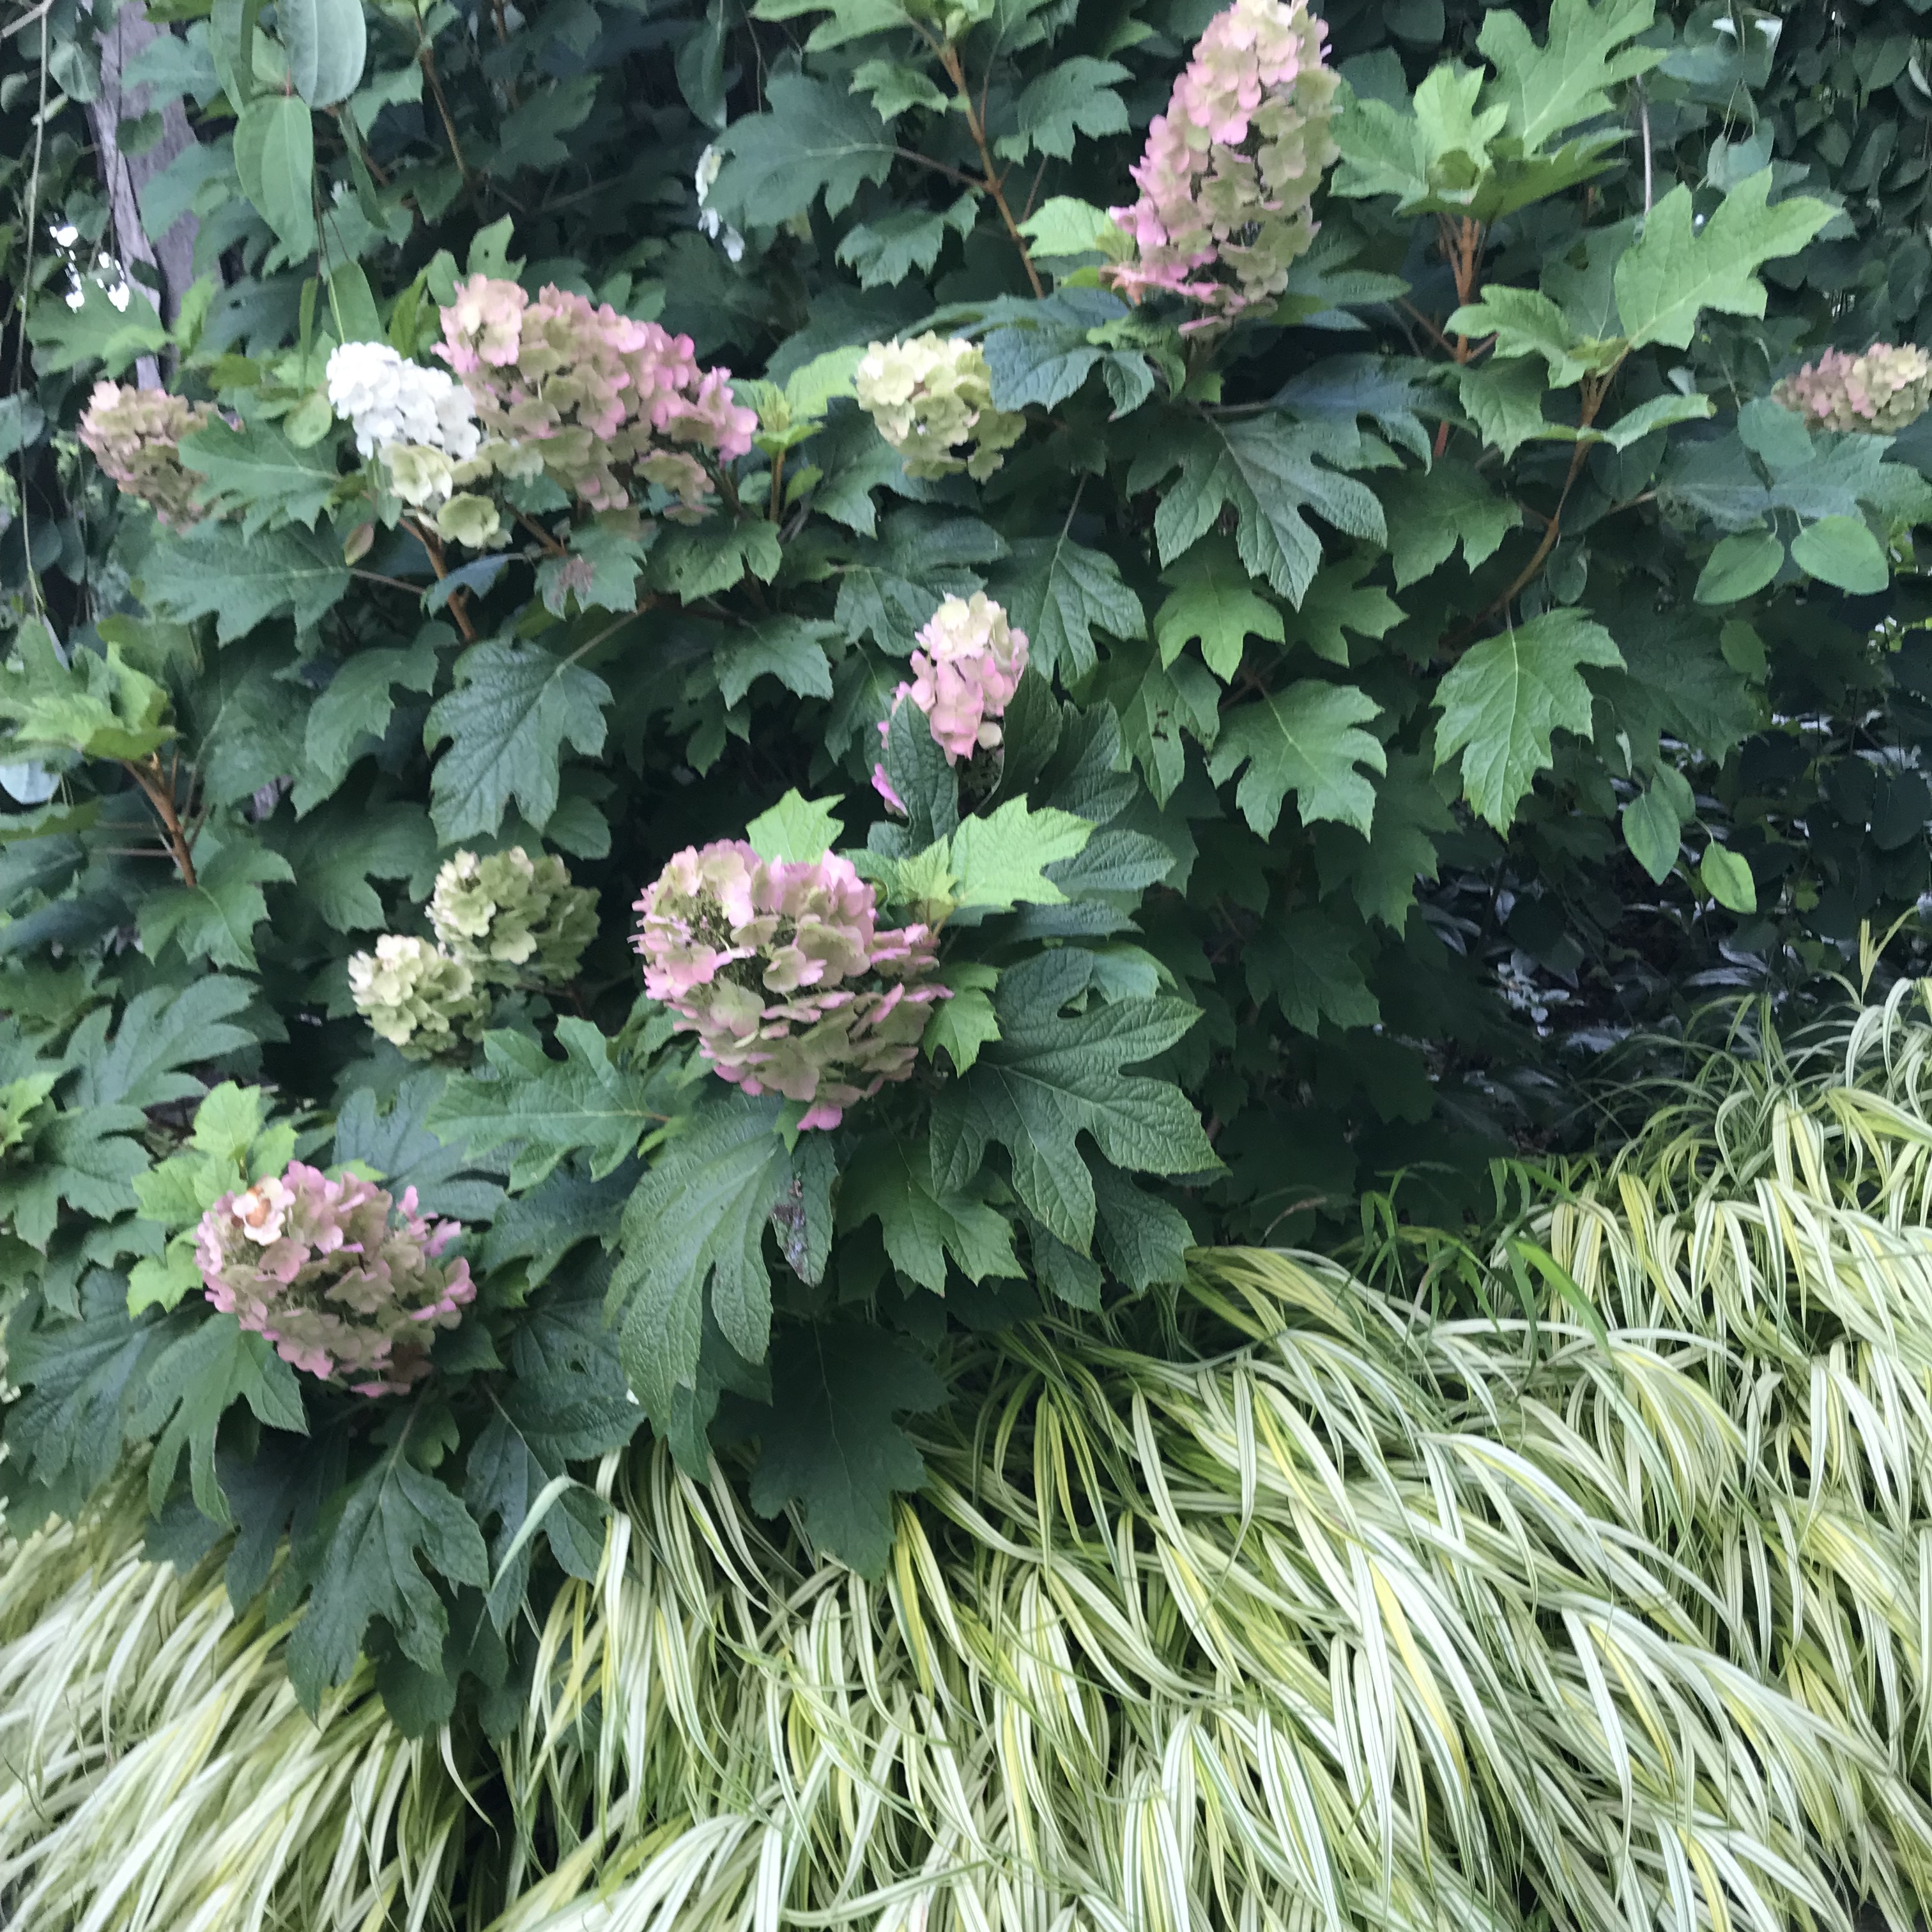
[
  {"left": 1434, "top": 611, "right": 1623, "bottom": 829},
  {"left": 424, "top": 638, "right": 611, "bottom": 843}
]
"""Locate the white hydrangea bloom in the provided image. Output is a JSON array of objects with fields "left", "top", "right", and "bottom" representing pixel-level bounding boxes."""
[
  {"left": 695, "top": 144, "right": 746, "bottom": 264},
  {"left": 326, "top": 341, "right": 481, "bottom": 462}
]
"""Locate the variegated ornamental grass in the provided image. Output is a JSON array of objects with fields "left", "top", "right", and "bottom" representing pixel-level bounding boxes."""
[{"left": 12, "top": 982, "right": 1932, "bottom": 1929}]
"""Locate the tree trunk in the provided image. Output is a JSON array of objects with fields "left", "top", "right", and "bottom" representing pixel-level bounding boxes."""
[{"left": 86, "top": 0, "right": 201, "bottom": 387}]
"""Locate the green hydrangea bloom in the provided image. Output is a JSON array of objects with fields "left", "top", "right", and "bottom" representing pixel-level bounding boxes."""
[
  {"left": 347, "top": 935, "right": 489, "bottom": 1059},
  {"left": 429, "top": 847, "right": 599, "bottom": 985}
]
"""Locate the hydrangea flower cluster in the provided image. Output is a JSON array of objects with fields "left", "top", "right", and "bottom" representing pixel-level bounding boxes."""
[
  {"left": 325, "top": 341, "right": 482, "bottom": 464},
  {"left": 854, "top": 335, "right": 1025, "bottom": 480},
  {"left": 77, "top": 381, "right": 213, "bottom": 528},
  {"left": 1773, "top": 343, "right": 1932, "bottom": 435},
  {"left": 195, "top": 1162, "right": 475, "bottom": 1395},
  {"left": 873, "top": 594, "right": 1030, "bottom": 810},
  {"left": 429, "top": 846, "right": 598, "bottom": 983},
  {"left": 634, "top": 842, "right": 947, "bottom": 1130},
  {"left": 1105, "top": 0, "right": 1338, "bottom": 325},
  {"left": 435, "top": 276, "right": 756, "bottom": 517},
  {"left": 348, "top": 935, "right": 488, "bottom": 1060}
]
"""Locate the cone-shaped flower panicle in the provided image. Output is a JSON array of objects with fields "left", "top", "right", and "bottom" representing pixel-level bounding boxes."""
[
  {"left": 78, "top": 381, "right": 213, "bottom": 528},
  {"left": 434, "top": 276, "right": 756, "bottom": 518},
  {"left": 634, "top": 841, "right": 947, "bottom": 1130},
  {"left": 1105, "top": 0, "right": 1338, "bottom": 325},
  {"left": 1773, "top": 343, "right": 1932, "bottom": 435},
  {"left": 872, "top": 594, "right": 1029, "bottom": 806},
  {"left": 854, "top": 335, "right": 1025, "bottom": 480},
  {"left": 429, "top": 846, "right": 598, "bottom": 984},
  {"left": 348, "top": 934, "right": 489, "bottom": 1060},
  {"left": 195, "top": 1162, "right": 475, "bottom": 1395}
]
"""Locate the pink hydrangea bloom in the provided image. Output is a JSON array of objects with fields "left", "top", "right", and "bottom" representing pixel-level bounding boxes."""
[
  {"left": 633, "top": 841, "right": 947, "bottom": 1130},
  {"left": 1774, "top": 344, "right": 1932, "bottom": 435},
  {"left": 78, "top": 380, "right": 213, "bottom": 528},
  {"left": 195, "top": 1162, "right": 475, "bottom": 1396},
  {"left": 435, "top": 275, "right": 756, "bottom": 517},
  {"left": 871, "top": 594, "right": 1029, "bottom": 808},
  {"left": 1105, "top": 0, "right": 1338, "bottom": 327}
]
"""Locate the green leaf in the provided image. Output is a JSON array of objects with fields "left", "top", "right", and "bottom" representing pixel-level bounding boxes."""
[
  {"left": 928, "top": 952, "right": 1216, "bottom": 1252},
  {"left": 1245, "top": 908, "right": 1381, "bottom": 1034},
  {"left": 177, "top": 417, "right": 339, "bottom": 534},
  {"left": 1153, "top": 538, "right": 1284, "bottom": 682},
  {"left": 747, "top": 788, "right": 845, "bottom": 863},
  {"left": 1434, "top": 611, "right": 1623, "bottom": 829},
  {"left": 1694, "top": 530, "right": 1784, "bottom": 605},
  {"left": 0, "top": 624, "right": 172, "bottom": 762},
  {"left": 1140, "top": 415, "right": 1384, "bottom": 606},
  {"left": 1446, "top": 284, "right": 1617, "bottom": 386},
  {"left": 993, "top": 536, "right": 1143, "bottom": 682},
  {"left": 1476, "top": 0, "right": 1662, "bottom": 157},
  {"left": 1310, "top": 751, "right": 1453, "bottom": 928},
  {"left": 1379, "top": 459, "right": 1522, "bottom": 588},
  {"left": 747, "top": 1322, "right": 945, "bottom": 1575},
  {"left": 537, "top": 523, "right": 651, "bottom": 616},
  {"left": 1621, "top": 782, "right": 1684, "bottom": 883},
  {"left": 286, "top": 1445, "right": 489, "bottom": 1710},
  {"left": 424, "top": 638, "right": 611, "bottom": 843},
  {"left": 714, "top": 617, "right": 838, "bottom": 707},
  {"left": 132, "top": 1314, "right": 306, "bottom": 1522},
  {"left": 834, "top": 195, "right": 976, "bottom": 289},
  {"left": 295, "top": 633, "right": 441, "bottom": 814},
  {"left": 1613, "top": 174, "right": 1832, "bottom": 351},
  {"left": 613, "top": 1098, "right": 794, "bottom": 1427},
  {"left": 1016, "top": 196, "right": 1119, "bottom": 258},
  {"left": 656, "top": 521, "right": 783, "bottom": 602},
  {"left": 27, "top": 277, "right": 170, "bottom": 378},
  {"left": 138, "top": 839, "right": 296, "bottom": 971},
  {"left": 281, "top": 0, "right": 366, "bottom": 104},
  {"left": 839, "top": 1133, "right": 1021, "bottom": 1292},
  {"left": 1595, "top": 391, "right": 1714, "bottom": 449},
  {"left": 142, "top": 522, "right": 351, "bottom": 641},
  {"left": 277, "top": 800, "right": 435, "bottom": 931},
  {"left": 1790, "top": 515, "right": 1888, "bottom": 594},
  {"left": 1206, "top": 682, "right": 1386, "bottom": 838},
  {"left": 233, "top": 95, "right": 316, "bottom": 261},
  {"left": 948, "top": 799, "right": 1093, "bottom": 909},
  {"left": 850, "top": 57, "right": 947, "bottom": 120},
  {"left": 431, "top": 1022, "right": 668, "bottom": 1192},
  {"left": 1448, "top": 358, "right": 1554, "bottom": 459},
  {"left": 707, "top": 74, "right": 894, "bottom": 226},
  {"left": 1699, "top": 840, "right": 1756, "bottom": 913},
  {"left": 1284, "top": 555, "right": 1404, "bottom": 666},
  {"left": 992, "top": 57, "right": 1130, "bottom": 161},
  {"left": 922, "top": 963, "right": 1001, "bottom": 1075}
]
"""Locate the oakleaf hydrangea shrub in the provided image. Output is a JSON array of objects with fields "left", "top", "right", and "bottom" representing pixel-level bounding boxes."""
[
  {"left": 196, "top": 1164, "right": 475, "bottom": 1395},
  {"left": 854, "top": 335, "right": 1025, "bottom": 480},
  {"left": 8, "top": 0, "right": 1929, "bottom": 1736},
  {"left": 634, "top": 842, "right": 946, "bottom": 1129},
  {"left": 77, "top": 382, "right": 213, "bottom": 528},
  {"left": 1105, "top": 0, "right": 1337, "bottom": 323},
  {"left": 1773, "top": 344, "right": 1932, "bottom": 435}
]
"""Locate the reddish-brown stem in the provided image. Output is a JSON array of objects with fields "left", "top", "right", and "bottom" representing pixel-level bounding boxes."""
[
  {"left": 1429, "top": 217, "right": 1487, "bottom": 457},
  {"left": 938, "top": 45, "right": 1044, "bottom": 298},
  {"left": 124, "top": 754, "right": 197, "bottom": 887},
  {"left": 514, "top": 509, "right": 569, "bottom": 557},
  {"left": 404, "top": 514, "right": 477, "bottom": 642}
]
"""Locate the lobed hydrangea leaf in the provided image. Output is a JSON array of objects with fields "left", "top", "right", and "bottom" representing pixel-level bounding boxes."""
[
  {"left": 142, "top": 521, "right": 351, "bottom": 641},
  {"left": 746, "top": 788, "right": 845, "bottom": 864},
  {"left": 1207, "top": 681, "right": 1386, "bottom": 838},
  {"left": 746, "top": 1321, "right": 946, "bottom": 1575},
  {"left": 705, "top": 74, "right": 894, "bottom": 227},
  {"left": 285, "top": 1443, "right": 490, "bottom": 1712},
  {"left": 839, "top": 1134, "right": 1022, "bottom": 1293},
  {"left": 1246, "top": 906, "right": 1381, "bottom": 1034},
  {"left": 1476, "top": 0, "right": 1660, "bottom": 156},
  {"left": 1377, "top": 459, "right": 1522, "bottom": 588},
  {"left": 836, "top": 197, "right": 976, "bottom": 289},
  {"left": 178, "top": 417, "right": 341, "bottom": 535},
  {"left": 137, "top": 840, "right": 296, "bottom": 972},
  {"left": 948, "top": 799, "right": 1094, "bottom": 910},
  {"left": 424, "top": 638, "right": 611, "bottom": 843},
  {"left": 714, "top": 617, "right": 838, "bottom": 707},
  {"left": 0, "top": 623, "right": 172, "bottom": 764},
  {"left": 1434, "top": 610, "right": 1624, "bottom": 829},
  {"left": 1153, "top": 539, "right": 1285, "bottom": 682},
  {"left": 993, "top": 58, "right": 1131, "bottom": 162},
  {"left": 993, "top": 536, "right": 1142, "bottom": 683}
]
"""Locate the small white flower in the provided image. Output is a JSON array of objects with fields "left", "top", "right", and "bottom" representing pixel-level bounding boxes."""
[
  {"left": 231, "top": 1175, "right": 295, "bottom": 1245},
  {"left": 695, "top": 144, "right": 746, "bottom": 264},
  {"left": 326, "top": 341, "right": 481, "bottom": 461}
]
